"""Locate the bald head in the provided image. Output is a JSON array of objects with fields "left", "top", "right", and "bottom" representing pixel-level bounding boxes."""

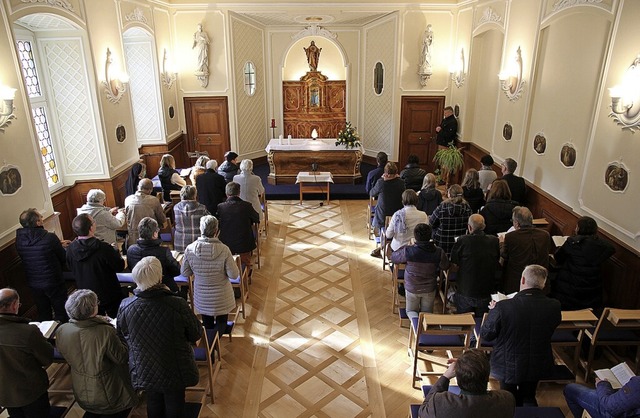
[
  {"left": 468, "top": 214, "right": 485, "bottom": 232},
  {"left": 138, "top": 178, "right": 154, "bottom": 194},
  {"left": 0, "top": 288, "right": 19, "bottom": 313}
]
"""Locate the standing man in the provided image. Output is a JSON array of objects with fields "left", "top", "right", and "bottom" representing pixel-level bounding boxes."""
[
  {"left": 450, "top": 214, "right": 500, "bottom": 317},
  {"left": 481, "top": 265, "right": 561, "bottom": 406},
  {"left": 66, "top": 213, "right": 125, "bottom": 317},
  {"left": 501, "top": 158, "right": 527, "bottom": 206},
  {"left": 435, "top": 106, "right": 458, "bottom": 148},
  {"left": 501, "top": 206, "right": 550, "bottom": 294},
  {"left": 217, "top": 182, "right": 260, "bottom": 270},
  {"left": 196, "top": 159, "right": 226, "bottom": 216},
  {"left": 15, "top": 208, "right": 69, "bottom": 322},
  {"left": 0, "top": 288, "right": 54, "bottom": 417},
  {"left": 124, "top": 178, "right": 167, "bottom": 246},
  {"left": 365, "top": 152, "right": 388, "bottom": 194}
]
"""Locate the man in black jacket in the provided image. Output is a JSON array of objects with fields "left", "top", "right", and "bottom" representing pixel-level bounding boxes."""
[
  {"left": 481, "top": 264, "right": 561, "bottom": 406},
  {"left": 117, "top": 256, "right": 202, "bottom": 418},
  {"left": 15, "top": 208, "right": 70, "bottom": 322},
  {"left": 450, "top": 214, "right": 500, "bottom": 317},
  {"left": 501, "top": 158, "right": 527, "bottom": 206},
  {"left": 66, "top": 213, "right": 125, "bottom": 317},
  {"left": 217, "top": 181, "right": 260, "bottom": 269},
  {"left": 196, "top": 159, "right": 226, "bottom": 216},
  {"left": 126, "top": 217, "right": 180, "bottom": 293},
  {"left": 435, "top": 106, "right": 458, "bottom": 147}
]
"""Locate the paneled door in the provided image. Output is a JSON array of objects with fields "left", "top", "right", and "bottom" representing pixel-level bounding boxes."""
[
  {"left": 184, "top": 97, "right": 231, "bottom": 163},
  {"left": 398, "top": 96, "right": 444, "bottom": 173}
]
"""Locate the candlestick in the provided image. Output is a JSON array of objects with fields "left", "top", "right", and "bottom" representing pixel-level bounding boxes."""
[{"left": 270, "top": 119, "right": 276, "bottom": 128}]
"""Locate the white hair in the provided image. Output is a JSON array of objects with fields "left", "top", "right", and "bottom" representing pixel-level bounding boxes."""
[
  {"left": 206, "top": 159, "right": 218, "bottom": 171},
  {"left": 132, "top": 256, "right": 163, "bottom": 291},
  {"left": 240, "top": 159, "right": 253, "bottom": 173},
  {"left": 87, "top": 189, "right": 106, "bottom": 204}
]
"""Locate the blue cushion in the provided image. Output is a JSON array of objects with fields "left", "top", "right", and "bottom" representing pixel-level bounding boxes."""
[
  {"left": 117, "top": 272, "right": 134, "bottom": 283},
  {"left": 183, "top": 402, "right": 202, "bottom": 418},
  {"left": 53, "top": 348, "right": 64, "bottom": 361},
  {"left": 399, "top": 308, "right": 408, "bottom": 320},
  {"left": 409, "top": 404, "right": 420, "bottom": 418},
  {"left": 422, "top": 385, "right": 461, "bottom": 398},
  {"left": 551, "top": 329, "right": 579, "bottom": 343},
  {"left": 174, "top": 275, "right": 189, "bottom": 284},
  {"left": 514, "top": 407, "right": 565, "bottom": 418},
  {"left": 160, "top": 232, "right": 172, "bottom": 242},
  {"left": 597, "top": 329, "right": 640, "bottom": 342},
  {"left": 229, "top": 277, "right": 241, "bottom": 285},
  {"left": 410, "top": 317, "right": 466, "bottom": 347}
]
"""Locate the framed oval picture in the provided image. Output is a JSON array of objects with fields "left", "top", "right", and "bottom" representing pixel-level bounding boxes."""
[
  {"left": 605, "top": 162, "right": 629, "bottom": 193},
  {"left": 560, "top": 143, "right": 576, "bottom": 168},
  {"left": 168, "top": 105, "right": 175, "bottom": 119},
  {"left": 502, "top": 122, "right": 513, "bottom": 141},
  {"left": 116, "top": 124, "right": 126, "bottom": 143},
  {"left": 0, "top": 165, "right": 23, "bottom": 196},
  {"left": 533, "top": 133, "right": 546, "bottom": 155}
]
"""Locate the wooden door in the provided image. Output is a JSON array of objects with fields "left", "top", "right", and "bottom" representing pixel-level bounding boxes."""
[
  {"left": 398, "top": 96, "right": 444, "bottom": 173},
  {"left": 184, "top": 97, "right": 231, "bottom": 163}
]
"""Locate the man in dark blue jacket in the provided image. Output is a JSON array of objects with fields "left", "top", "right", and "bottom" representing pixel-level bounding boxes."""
[
  {"left": 217, "top": 181, "right": 259, "bottom": 270},
  {"left": 481, "top": 264, "right": 561, "bottom": 406},
  {"left": 15, "top": 208, "right": 70, "bottom": 322}
]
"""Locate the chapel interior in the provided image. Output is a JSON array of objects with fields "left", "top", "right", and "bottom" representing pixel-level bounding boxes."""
[{"left": 0, "top": 0, "right": 639, "bottom": 417}]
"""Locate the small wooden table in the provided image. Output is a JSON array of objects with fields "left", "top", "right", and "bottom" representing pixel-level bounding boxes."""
[{"left": 296, "top": 171, "right": 333, "bottom": 204}]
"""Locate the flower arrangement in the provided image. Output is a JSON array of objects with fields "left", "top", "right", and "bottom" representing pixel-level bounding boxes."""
[{"left": 335, "top": 121, "right": 361, "bottom": 149}]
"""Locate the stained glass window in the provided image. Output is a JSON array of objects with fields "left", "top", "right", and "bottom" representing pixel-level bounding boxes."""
[
  {"left": 17, "top": 40, "right": 41, "bottom": 97},
  {"left": 32, "top": 107, "right": 59, "bottom": 187}
]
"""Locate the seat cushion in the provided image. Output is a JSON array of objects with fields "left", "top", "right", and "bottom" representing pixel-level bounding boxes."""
[
  {"left": 514, "top": 407, "right": 565, "bottom": 418},
  {"left": 596, "top": 329, "right": 640, "bottom": 342},
  {"left": 551, "top": 329, "right": 579, "bottom": 343}
]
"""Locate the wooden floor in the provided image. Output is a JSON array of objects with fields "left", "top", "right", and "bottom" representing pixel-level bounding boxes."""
[{"left": 14, "top": 199, "right": 594, "bottom": 417}]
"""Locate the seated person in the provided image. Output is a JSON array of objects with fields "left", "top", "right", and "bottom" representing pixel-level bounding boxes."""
[
  {"left": 77, "top": 188, "right": 125, "bottom": 245},
  {"left": 218, "top": 151, "right": 240, "bottom": 183},
  {"left": 127, "top": 217, "right": 181, "bottom": 293},
  {"left": 386, "top": 189, "right": 428, "bottom": 252},
  {"left": 429, "top": 184, "right": 472, "bottom": 256},
  {"left": 417, "top": 173, "right": 443, "bottom": 216},
  {"left": 189, "top": 155, "right": 209, "bottom": 186},
  {"left": 564, "top": 375, "right": 640, "bottom": 418},
  {"left": 461, "top": 168, "right": 485, "bottom": 213},
  {"left": 365, "top": 152, "right": 388, "bottom": 194},
  {"left": 173, "top": 185, "right": 210, "bottom": 252},
  {"left": 419, "top": 349, "right": 515, "bottom": 418},
  {"left": 479, "top": 179, "right": 517, "bottom": 236},
  {"left": 552, "top": 216, "right": 615, "bottom": 312},
  {"left": 400, "top": 154, "right": 427, "bottom": 192},
  {"left": 55, "top": 289, "right": 136, "bottom": 418},
  {"left": 157, "top": 153, "right": 186, "bottom": 202},
  {"left": 390, "top": 223, "right": 449, "bottom": 316}
]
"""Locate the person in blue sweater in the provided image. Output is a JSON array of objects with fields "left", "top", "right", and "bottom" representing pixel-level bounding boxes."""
[{"left": 564, "top": 375, "right": 640, "bottom": 418}]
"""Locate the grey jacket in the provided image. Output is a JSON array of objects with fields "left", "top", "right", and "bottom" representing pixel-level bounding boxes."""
[{"left": 77, "top": 202, "right": 125, "bottom": 245}]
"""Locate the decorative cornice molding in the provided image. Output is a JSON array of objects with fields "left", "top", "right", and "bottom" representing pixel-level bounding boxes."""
[
  {"left": 552, "top": 0, "right": 603, "bottom": 13},
  {"left": 20, "top": 0, "right": 74, "bottom": 12},
  {"left": 478, "top": 7, "right": 503, "bottom": 26},
  {"left": 125, "top": 7, "right": 148, "bottom": 24},
  {"left": 291, "top": 24, "right": 337, "bottom": 41}
]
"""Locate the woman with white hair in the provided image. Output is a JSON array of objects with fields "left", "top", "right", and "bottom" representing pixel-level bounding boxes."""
[
  {"left": 118, "top": 256, "right": 201, "bottom": 418},
  {"left": 77, "top": 188, "right": 125, "bottom": 245},
  {"left": 173, "top": 185, "right": 210, "bottom": 252},
  {"left": 56, "top": 289, "right": 136, "bottom": 418},
  {"left": 181, "top": 215, "right": 239, "bottom": 340},
  {"left": 233, "top": 159, "right": 265, "bottom": 221}
]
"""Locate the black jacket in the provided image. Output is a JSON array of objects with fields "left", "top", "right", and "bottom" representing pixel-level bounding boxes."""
[
  {"left": 481, "top": 288, "right": 561, "bottom": 384},
  {"left": 217, "top": 196, "right": 260, "bottom": 254},
  {"left": 450, "top": 231, "right": 500, "bottom": 299},
  {"left": 436, "top": 114, "right": 458, "bottom": 147},
  {"left": 502, "top": 173, "right": 527, "bottom": 206},
  {"left": 157, "top": 166, "right": 182, "bottom": 202},
  {"left": 370, "top": 177, "right": 405, "bottom": 228},
  {"left": 117, "top": 287, "right": 202, "bottom": 391},
  {"left": 195, "top": 169, "right": 227, "bottom": 215},
  {"left": 15, "top": 227, "right": 66, "bottom": 289},
  {"left": 480, "top": 198, "right": 518, "bottom": 236},
  {"left": 217, "top": 161, "right": 239, "bottom": 183},
  {"left": 127, "top": 239, "right": 180, "bottom": 292},
  {"left": 552, "top": 235, "right": 615, "bottom": 311},
  {"left": 66, "top": 237, "right": 125, "bottom": 309},
  {"left": 463, "top": 186, "right": 485, "bottom": 213},
  {"left": 417, "top": 187, "right": 443, "bottom": 216},
  {"left": 400, "top": 164, "right": 426, "bottom": 192}
]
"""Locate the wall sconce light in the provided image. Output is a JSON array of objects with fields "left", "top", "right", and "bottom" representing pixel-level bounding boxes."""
[
  {"left": 499, "top": 46, "right": 525, "bottom": 102},
  {"left": 161, "top": 48, "right": 177, "bottom": 89},
  {"left": 102, "top": 48, "right": 129, "bottom": 104},
  {"left": 311, "top": 128, "right": 318, "bottom": 140},
  {"left": 0, "top": 83, "right": 17, "bottom": 133},
  {"left": 449, "top": 48, "right": 466, "bottom": 88},
  {"left": 609, "top": 54, "right": 640, "bottom": 132}
]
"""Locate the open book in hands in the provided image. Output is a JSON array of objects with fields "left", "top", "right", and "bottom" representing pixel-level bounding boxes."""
[
  {"left": 595, "top": 362, "right": 636, "bottom": 389},
  {"left": 29, "top": 320, "right": 59, "bottom": 338},
  {"left": 491, "top": 292, "right": 517, "bottom": 302}
]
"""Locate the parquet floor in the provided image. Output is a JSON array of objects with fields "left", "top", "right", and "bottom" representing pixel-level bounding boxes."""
[{"left": 26, "top": 199, "right": 582, "bottom": 417}]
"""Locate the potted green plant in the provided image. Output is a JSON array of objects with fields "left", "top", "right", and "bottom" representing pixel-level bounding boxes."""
[
  {"left": 335, "top": 121, "right": 361, "bottom": 149},
  {"left": 433, "top": 145, "right": 464, "bottom": 187}
]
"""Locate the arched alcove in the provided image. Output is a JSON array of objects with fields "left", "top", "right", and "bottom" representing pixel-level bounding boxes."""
[{"left": 283, "top": 36, "right": 346, "bottom": 81}]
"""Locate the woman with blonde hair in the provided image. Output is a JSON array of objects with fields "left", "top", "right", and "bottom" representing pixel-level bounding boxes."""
[
  {"left": 189, "top": 155, "right": 209, "bottom": 186},
  {"left": 158, "top": 154, "right": 186, "bottom": 202},
  {"left": 417, "top": 173, "right": 443, "bottom": 216},
  {"left": 462, "top": 168, "right": 485, "bottom": 213}
]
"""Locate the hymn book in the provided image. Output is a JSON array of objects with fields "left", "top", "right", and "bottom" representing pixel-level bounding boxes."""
[
  {"left": 29, "top": 320, "right": 59, "bottom": 338},
  {"left": 595, "top": 362, "right": 635, "bottom": 389},
  {"left": 491, "top": 292, "right": 517, "bottom": 302}
]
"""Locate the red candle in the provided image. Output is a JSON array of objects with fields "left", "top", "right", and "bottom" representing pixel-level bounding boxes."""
[{"left": 271, "top": 119, "right": 276, "bottom": 128}]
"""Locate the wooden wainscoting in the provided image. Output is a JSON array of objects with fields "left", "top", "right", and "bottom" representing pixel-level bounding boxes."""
[
  {"left": 140, "top": 134, "right": 189, "bottom": 179},
  {"left": 462, "top": 142, "right": 640, "bottom": 309}
]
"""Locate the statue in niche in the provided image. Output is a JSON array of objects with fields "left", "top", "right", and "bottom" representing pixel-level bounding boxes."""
[
  {"left": 193, "top": 24, "right": 210, "bottom": 87},
  {"left": 304, "top": 41, "right": 322, "bottom": 72},
  {"left": 418, "top": 24, "right": 433, "bottom": 86}
]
